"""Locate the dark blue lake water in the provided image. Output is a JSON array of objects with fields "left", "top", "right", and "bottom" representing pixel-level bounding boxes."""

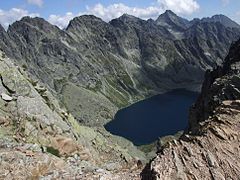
[{"left": 104, "top": 89, "right": 198, "bottom": 145}]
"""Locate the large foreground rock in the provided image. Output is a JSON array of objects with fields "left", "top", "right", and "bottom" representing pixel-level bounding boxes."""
[{"left": 0, "top": 51, "right": 146, "bottom": 179}]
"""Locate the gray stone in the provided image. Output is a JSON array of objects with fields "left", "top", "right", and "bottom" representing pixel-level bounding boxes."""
[{"left": 1, "top": 93, "right": 13, "bottom": 101}]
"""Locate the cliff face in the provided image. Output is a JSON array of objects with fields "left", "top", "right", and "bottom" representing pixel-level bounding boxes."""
[
  {"left": 144, "top": 39, "right": 240, "bottom": 180},
  {"left": 189, "top": 39, "right": 240, "bottom": 134},
  {"left": 0, "top": 11, "right": 239, "bottom": 126}
]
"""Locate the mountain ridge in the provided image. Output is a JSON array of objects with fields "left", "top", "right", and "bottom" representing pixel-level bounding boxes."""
[
  {"left": 0, "top": 11, "right": 239, "bottom": 127},
  {"left": 201, "top": 14, "right": 240, "bottom": 28}
]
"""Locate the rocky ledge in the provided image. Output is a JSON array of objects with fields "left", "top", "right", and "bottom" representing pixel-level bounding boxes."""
[{"left": 142, "top": 39, "right": 240, "bottom": 179}]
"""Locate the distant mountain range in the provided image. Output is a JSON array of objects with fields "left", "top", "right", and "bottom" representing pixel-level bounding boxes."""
[{"left": 0, "top": 10, "right": 239, "bottom": 126}]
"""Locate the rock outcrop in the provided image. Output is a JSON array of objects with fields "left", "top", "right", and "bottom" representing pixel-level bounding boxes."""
[
  {"left": 0, "top": 51, "right": 146, "bottom": 179},
  {"left": 143, "top": 39, "right": 240, "bottom": 179},
  {"left": 0, "top": 11, "right": 239, "bottom": 126}
]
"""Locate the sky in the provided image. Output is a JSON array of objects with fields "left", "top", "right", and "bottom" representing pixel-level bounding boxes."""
[{"left": 0, "top": 0, "right": 240, "bottom": 29}]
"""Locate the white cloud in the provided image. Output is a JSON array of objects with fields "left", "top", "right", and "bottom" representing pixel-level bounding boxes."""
[
  {"left": 85, "top": 0, "right": 199, "bottom": 21},
  {"left": 48, "top": 12, "right": 77, "bottom": 29},
  {"left": 0, "top": 8, "right": 39, "bottom": 29},
  {"left": 157, "top": 0, "right": 200, "bottom": 15},
  {"left": 27, "top": 0, "right": 43, "bottom": 7},
  {"left": 85, "top": 3, "right": 161, "bottom": 21},
  {"left": 47, "top": 3, "right": 161, "bottom": 28},
  {"left": 48, "top": 0, "right": 200, "bottom": 28}
]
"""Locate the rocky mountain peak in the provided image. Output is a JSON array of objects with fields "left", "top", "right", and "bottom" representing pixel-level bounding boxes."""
[
  {"left": 66, "top": 15, "right": 105, "bottom": 30},
  {"left": 8, "top": 16, "right": 60, "bottom": 37},
  {"left": 109, "top": 14, "right": 145, "bottom": 28},
  {"left": 118, "top": 13, "right": 142, "bottom": 22},
  {"left": 156, "top": 10, "right": 178, "bottom": 22},
  {"left": 11, "top": 16, "right": 52, "bottom": 27},
  {"left": 163, "top": 10, "right": 178, "bottom": 17},
  {"left": 156, "top": 10, "right": 189, "bottom": 31}
]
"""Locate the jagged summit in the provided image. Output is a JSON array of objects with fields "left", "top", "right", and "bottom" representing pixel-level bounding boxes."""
[
  {"left": 156, "top": 10, "right": 179, "bottom": 21},
  {"left": 118, "top": 13, "right": 143, "bottom": 21},
  {"left": 8, "top": 16, "right": 61, "bottom": 35},
  {"left": 1, "top": 11, "right": 239, "bottom": 32},
  {"left": 156, "top": 10, "right": 189, "bottom": 31},
  {"left": 66, "top": 14, "right": 107, "bottom": 31},
  {"left": 11, "top": 16, "right": 50, "bottom": 26},
  {"left": 68, "top": 14, "right": 103, "bottom": 23},
  {"left": 109, "top": 13, "right": 145, "bottom": 27},
  {"left": 163, "top": 10, "right": 178, "bottom": 17}
]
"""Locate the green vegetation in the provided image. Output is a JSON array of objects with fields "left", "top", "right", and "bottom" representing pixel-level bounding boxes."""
[
  {"left": 105, "top": 76, "right": 130, "bottom": 108},
  {"left": 121, "top": 73, "right": 134, "bottom": 87},
  {"left": 138, "top": 131, "right": 184, "bottom": 154},
  {"left": 87, "top": 80, "right": 102, "bottom": 92},
  {"left": 62, "top": 83, "right": 82, "bottom": 118},
  {"left": 21, "top": 64, "right": 28, "bottom": 71},
  {"left": 138, "top": 141, "right": 158, "bottom": 153},
  {"left": 46, "top": 146, "right": 60, "bottom": 157}
]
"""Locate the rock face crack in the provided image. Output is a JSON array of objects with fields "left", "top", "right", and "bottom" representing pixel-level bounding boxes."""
[
  {"left": 173, "top": 151, "right": 187, "bottom": 179},
  {"left": 0, "top": 75, "right": 15, "bottom": 94}
]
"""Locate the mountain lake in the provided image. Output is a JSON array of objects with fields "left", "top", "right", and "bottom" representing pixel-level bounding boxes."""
[{"left": 105, "top": 89, "right": 199, "bottom": 145}]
